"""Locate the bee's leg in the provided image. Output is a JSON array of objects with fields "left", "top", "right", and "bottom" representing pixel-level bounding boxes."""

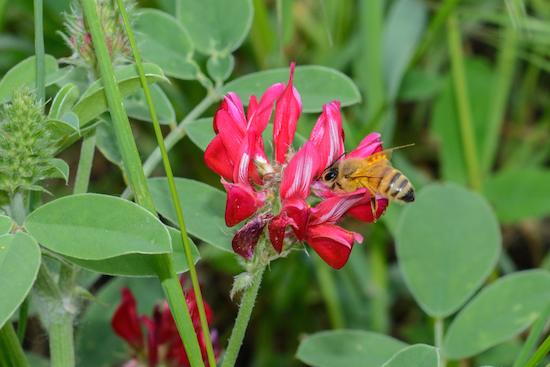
[{"left": 364, "top": 187, "right": 378, "bottom": 223}]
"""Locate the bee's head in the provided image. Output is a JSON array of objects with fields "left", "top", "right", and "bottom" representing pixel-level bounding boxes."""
[{"left": 322, "top": 167, "right": 339, "bottom": 183}]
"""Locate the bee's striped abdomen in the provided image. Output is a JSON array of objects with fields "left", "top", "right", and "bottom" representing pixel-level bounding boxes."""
[{"left": 376, "top": 169, "right": 415, "bottom": 204}]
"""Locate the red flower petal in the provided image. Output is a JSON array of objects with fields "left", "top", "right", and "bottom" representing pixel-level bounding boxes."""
[
  {"left": 156, "top": 300, "right": 178, "bottom": 345},
  {"left": 310, "top": 102, "right": 345, "bottom": 174},
  {"left": 309, "top": 191, "right": 365, "bottom": 226},
  {"left": 224, "top": 183, "right": 265, "bottom": 227},
  {"left": 111, "top": 287, "right": 144, "bottom": 350},
  {"left": 204, "top": 135, "right": 234, "bottom": 182},
  {"left": 139, "top": 315, "right": 158, "bottom": 367},
  {"left": 252, "top": 82, "right": 285, "bottom": 133},
  {"left": 280, "top": 141, "right": 321, "bottom": 200},
  {"left": 217, "top": 110, "right": 246, "bottom": 165},
  {"left": 304, "top": 224, "right": 362, "bottom": 269},
  {"left": 273, "top": 63, "right": 302, "bottom": 163},
  {"left": 346, "top": 132, "right": 383, "bottom": 159},
  {"left": 347, "top": 198, "right": 389, "bottom": 223},
  {"left": 282, "top": 197, "right": 309, "bottom": 240},
  {"left": 268, "top": 213, "right": 297, "bottom": 253}
]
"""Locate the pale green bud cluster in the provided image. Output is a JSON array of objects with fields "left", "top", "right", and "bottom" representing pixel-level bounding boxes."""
[
  {"left": 0, "top": 87, "right": 57, "bottom": 194},
  {"left": 59, "top": 0, "right": 137, "bottom": 82}
]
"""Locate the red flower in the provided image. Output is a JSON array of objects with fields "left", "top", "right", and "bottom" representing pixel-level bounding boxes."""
[{"left": 111, "top": 280, "right": 220, "bottom": 367}]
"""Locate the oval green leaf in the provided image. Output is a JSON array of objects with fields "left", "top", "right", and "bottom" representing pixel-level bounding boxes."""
[
  {"left": 0, "top": 233, "right": 40, "bottom": 328},
  {"left": 381, "top": 344, "right": 439, "bottom": 367},
  {"left": 0, "top": 55, "right": 58, "bottom": 102},
  {"left": 124, "top": 84, "right": 175, "bottom": 124},
  {"left": 148, "top": 178, "right": 232, "bottom": 252},
  {"left": 207, "top": 53, "right": 234, "bottom": 82},
  {"left": 183, "top": 117, "right": 214, "bottom": 151},
  {"left": 43, "top": 158, "right": 70, "bottom": 182},
  {"left": 49, "top": 83, "right": 80, "bottom": 120},
  {"left": 135, "top": 9, "right": 198, "bottom": 80},
  {"left": 96, "top": 116, "right": 123, "bottom": 167},
  {"left": 0, "top": 215, "right": 13, "bottom": 235},
  {"left": 25, "top": 194, "right": 171, "bottom": 260},
  {"left": 296, "top": 330, "right": 408, "bottom": 367},
  {"left": 177, "top": 0, "right": 253, "bottom": 54},
  {"left": 64, "top": 226, "right": 200, "bottom": 276},
  {"left": 222, "top": 65, "right": 361, "bottom": 113},
  {"left": 72, "top": 63, "right": 169, "bottom": 129},
  {"left": 444, "top": 269, "right": 550, "bottom": 360},
  {"left": 396, "top": 183, "right": 501, "bottom": 317},
  {"left": 47, "top": 116, "right": 80, "bottom": 141},
  {"left": 484, "top": 168, "right": 550, "bottom": 223}
]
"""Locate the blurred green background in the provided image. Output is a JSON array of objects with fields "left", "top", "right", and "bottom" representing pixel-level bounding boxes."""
[{"left": 3, "top": 0, "right": 550, "bottom": 366}]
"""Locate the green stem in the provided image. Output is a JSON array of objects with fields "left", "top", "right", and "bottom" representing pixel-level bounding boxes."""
[
  {"left": 369, "top": 229, "right": 389, "bottom": 334},
  {"left": 17, "top": 297, "right": 29, "bottom": 344},
  {"left": 434, "top": 317, "right": 445, "bottom": 367},
  {"left": 33, "top": 0, "right": 45, "bottom": 104},
  {"left": 0, "top": 322, "right": 29, "bottom": 367},
  {"left": 116, "top": 1, "right": 216, "bottom": 364},
  {"left": 313, "top": 254, "right": 345, "bottom": 329},
  {"left": 81, "top": 1, "right": 205, "bottom": 364},
  {"left": 480, "top": 24, "right": 517, "bottom": 176},
  {"left": 9, "top": 192, "right": 26, "bottom": 226},
  {"left": 410, "top": 0, "right": 461, "bottom": 67},
  {"left": 513, "top": 299, "right": 550, "bottom": 367},
  {"left": 73, "top": 128, "right": 97, "bottom": 195},
  {"left": 221, "top": 266, "right": 266, "bottom": 367},
  {"left": 446, "top": 12, "right": 482, "bottom": 192},
  {"left": 34, "top": 261, "right": 74, "bottom": 367},
  {"left": 120, "top": 94, "right": 218, "bottom": 200}
]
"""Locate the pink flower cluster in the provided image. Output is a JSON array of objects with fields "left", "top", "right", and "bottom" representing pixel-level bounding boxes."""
[
  {"left": 111, "top": 278, "right": 220, "bottom": 367},
  {"left": 204, "top": 63, "right": 388, "bottom": 269}
]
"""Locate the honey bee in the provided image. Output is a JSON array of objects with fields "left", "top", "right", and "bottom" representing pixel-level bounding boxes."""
[{"left": 319, "top": 144, "right": 415, "bottom": 209}]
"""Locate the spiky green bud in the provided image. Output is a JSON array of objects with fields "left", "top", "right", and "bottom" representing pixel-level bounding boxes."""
[
  {"left": 0, "top": 87, "right": 58, "bottom": 194},
  {"left": 59, "top": 0, "right": 137, "bottom": 82}
]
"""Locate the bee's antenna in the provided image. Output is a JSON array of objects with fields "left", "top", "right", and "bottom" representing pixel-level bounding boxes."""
[{"left": 319, "top": 151, "right": 347, "bottom": 178}]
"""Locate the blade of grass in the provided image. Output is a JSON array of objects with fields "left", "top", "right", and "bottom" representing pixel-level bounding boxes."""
[
  {"left": 313, "top": 254, "right": 345, "bottom": 329},
  {"left": 481, "top": 24, "right": 517, "bottom": 176},
  {"left": 447, "top": 12, "right": 482, "bottom": 192},
  {"left": 73, "top": 129, "right": 97, "bottom": 195},
  {"left": 34, "top": 0, "right": 45, "bottom": 104},
  {"left": 80, "top": 1, "right": 204, "bottom": 365},
  {"left": 369, "top": 225, "right": 389, "bottom": 333},
  {"left": 0, "top": 322, "right": 29, "bottom": 367},
  {"left": 116, "top": 1, "right": 216, "bottom": 365},
  {"left": 16, "top": 298, "right": 29, "bottom": 344},
  {"left": 512, "top": 298, "right": 550, "bottom": 367}
]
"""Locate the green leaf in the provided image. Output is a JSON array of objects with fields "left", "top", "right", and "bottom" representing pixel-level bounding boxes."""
[
  {"left": 183, "top": 117, "right": 214, "bottom": 151},
  {"left": 396, "top": 183, "right": 501, "bottom": 317},
  {"left": 64, "top": 226, "right": 200, "bottom": 276},
  {"left": 96, "top": 117, "right": 123, "bottom": 167},
  {"left": 49, "top": 83, "right": 80, "bottom": 120},
  {"left": 0, "top": 233, "right": 40, "bottom": 328},
  {"left": 148, "top": 178, "right": 232, "bottom": 252},
  {"left": 484, "top": 168, "right": 550, "bottom": 223},
  {"left": 25, "top": 194, "right": 171, "bottom": 260},
  {"left": 135, "top": 9, "right": 198, "bottom": 80},
  {"left": 76, "top": 276, "right": 166, "bottom": 367},
  {"left": 71, "top": 63, "right": 169, "bottom": 129},
  {"left": 56, "top": 66, "right": 89, "bottom": 94},
  {"left": 397, "top": 69, "right": 443, "bottom": 102},
  {"left": 0, "top": 55, "right": 58, "bottom": 102},
  {"left": 222, "top": 65, "right": 362, "bottom": 113},
  {"left": 177, "top": 0, "right": 253, "bottom": 54},
  {"left": 47, "top": 115, "right": 80, "bottom": 141},
  {"left": 296, "top": 330, "right": 408, "bottom": 367},
  {"left": 0, "top": 215, "right": 13, "bottom": 235},
  {"left": 43, "top": 158, "right": 70, "bottom": 182},
  {"left": 207, "top": 53, "right": 234, "bottom": 82},
  {"left": 383, "top": 0, "right": 428, "bottom": 101},
  {"left": 444, "top": 269, "right": 550, "bottom": 360},
  {"left": 381, "top": 344, "right": 439, "bottom": 367},
  {"left": 124, "top": 84, "right": 175, "bottom": 124}
]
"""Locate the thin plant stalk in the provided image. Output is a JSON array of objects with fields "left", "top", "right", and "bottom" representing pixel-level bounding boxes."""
[
  {"left": 524, "top": 332, "right": 550, "bottom": 367},
  {"left": 434, "top": 317, "right": 445, "bottom": 367},
  {"left": 120, "top": 93, "right": 218, "bottom": 200},
  {"left": 34, "top": 0, "right": 45, "bottom": 104},
  {"left": 313, "top": 254, "right": 345, "bottom": 329},
  {"left": 369, "top": 228, "right": 389, "bottom": 334},
  {"left": 221, "top": 265, "right": 266, "bottom": 367},
  {"left": 0, "top": 322, "right": 30, "bottom": 367},
  {"left": 17, "top": 297, "right": 29, "bottom": 344},
  {"left": 80, "top": 1, "right": 204, "bottom": 365},
  {"left": 481, "top": 24, "right": 517, "bottom": 176},
  {"left": 116, "top": 0, "right": 216, "bottom": 364},
  {"left": 512, "top": 299, "right": 550, "bottom": 367},
  {"left": 34, "top": 261, "right": 74, "bottom": 367},
  {"left": 73, "top": 129, "right": 97, "bottom": 195},
  {"left": 446, "top": 12, "right": 482, "bottom": 192}
]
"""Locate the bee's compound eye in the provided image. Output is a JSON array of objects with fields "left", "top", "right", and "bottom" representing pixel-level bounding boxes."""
[{"left": 324, "top": 169, "right": 338, "bottom": 182}]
